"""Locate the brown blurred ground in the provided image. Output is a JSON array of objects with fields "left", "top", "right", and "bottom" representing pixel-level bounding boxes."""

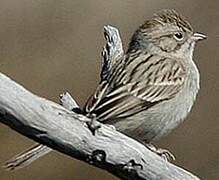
[{"left": 0, "top": 0, "right": 218, "bottom": 179}]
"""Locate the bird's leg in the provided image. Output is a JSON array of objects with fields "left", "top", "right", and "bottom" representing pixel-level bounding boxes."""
[
  {"left": 86, "top": 113, "right": 101, "bottom": 135},
  {"left": 145, "top": 143, "right": 176, "bottom": 161}
]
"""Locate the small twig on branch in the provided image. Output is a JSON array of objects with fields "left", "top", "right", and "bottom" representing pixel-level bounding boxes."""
[
  {"left": 101, "top": 25, "right": 124, "bottom": 82},
  {"left": 0, "top": 25, "right": 200, "bottom": 180}
]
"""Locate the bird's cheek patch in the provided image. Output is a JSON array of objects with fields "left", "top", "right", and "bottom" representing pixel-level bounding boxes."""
[{"left": 159, "top": 37, "right": 178, "bottom": 52}]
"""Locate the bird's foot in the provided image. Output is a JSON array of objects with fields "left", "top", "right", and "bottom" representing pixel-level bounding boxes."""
[
  {"left": 105, "top": 124, "right": 116, "bottom": 131},
  {"left": 145, "top": 143, "right": 175, "bottom": 161},
  {"left": 86, "top": 114, "right": 101, "bottom": 135}
]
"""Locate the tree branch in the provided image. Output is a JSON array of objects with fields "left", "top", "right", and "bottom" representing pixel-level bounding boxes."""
[{"left": 0, "top": 25, "right": 200, "bottom": 180}]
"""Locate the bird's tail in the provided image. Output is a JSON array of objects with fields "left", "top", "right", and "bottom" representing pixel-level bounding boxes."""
[{"left": 3, "top": 144, "right": 51, "bottom": 170}]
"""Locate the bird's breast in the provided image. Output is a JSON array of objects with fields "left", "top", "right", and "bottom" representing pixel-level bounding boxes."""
[
  {"left": 144, "top": 60, "right": 200, "bottom": 141},
  {"left": 113, "top": 60, "right": 200, "bottom": 142}
]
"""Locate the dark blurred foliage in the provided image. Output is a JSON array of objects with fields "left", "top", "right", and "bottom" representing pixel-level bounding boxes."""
[{"left": 0, "top": 0, "right": 218, "bottom": 180}]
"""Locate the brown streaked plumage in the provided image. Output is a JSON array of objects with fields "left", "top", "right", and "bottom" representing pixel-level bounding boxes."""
[
  {"left": 4, "top": 9, "right": 206, "bottom": 170},
  {"left": 145, "top": 9, "right": 193, "bottom": 31}
]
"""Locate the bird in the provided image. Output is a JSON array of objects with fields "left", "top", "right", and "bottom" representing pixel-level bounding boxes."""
[{"left": 3, "top": 9, "right": 206, "bottom": 170}]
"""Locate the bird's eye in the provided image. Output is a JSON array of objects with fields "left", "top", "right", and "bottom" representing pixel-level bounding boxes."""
[{"left": 174, "top": 32, "right": 184, "bottom": 41}]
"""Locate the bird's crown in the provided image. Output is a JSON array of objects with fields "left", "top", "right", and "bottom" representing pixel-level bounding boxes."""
[{"left": 141, "top": 9, "right": 193, "bottom": 32}]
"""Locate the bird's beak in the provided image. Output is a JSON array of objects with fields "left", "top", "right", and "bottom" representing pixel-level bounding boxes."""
[{"left": 192, "top": 32, "right": 207, "bottom": 41}]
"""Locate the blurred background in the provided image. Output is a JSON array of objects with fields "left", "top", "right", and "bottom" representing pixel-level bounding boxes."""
[{"left": 0, "top": 0, "right": 218, "bottom": 179}]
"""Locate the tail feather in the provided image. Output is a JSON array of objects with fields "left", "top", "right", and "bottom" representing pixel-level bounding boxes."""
[{"left": 3, "top": 144, "right": 52, "bottom": 170}]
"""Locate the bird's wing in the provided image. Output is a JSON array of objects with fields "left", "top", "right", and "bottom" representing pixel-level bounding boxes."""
[{"left": 84, "top": 55, "right": 186, "bottom": 121}]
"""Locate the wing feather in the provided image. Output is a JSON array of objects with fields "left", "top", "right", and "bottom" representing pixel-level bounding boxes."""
[{"left": 84, "top": 54, "right": 186, "bottom": 121}]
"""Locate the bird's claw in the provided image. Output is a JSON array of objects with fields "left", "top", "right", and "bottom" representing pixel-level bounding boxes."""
[
  {"left": 86, "top": 114, "right": 101, "bottom": 135},
  {"left": 155, "top": 148, "right": 176, "bottom": 161},
  {"left": 145, "top": 143, "right": 175, "bottom": 161}
]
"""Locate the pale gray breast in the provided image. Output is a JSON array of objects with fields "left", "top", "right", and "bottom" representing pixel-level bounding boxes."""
[{"left": 113, "top": 59, "right": 200, "bottom": 142}]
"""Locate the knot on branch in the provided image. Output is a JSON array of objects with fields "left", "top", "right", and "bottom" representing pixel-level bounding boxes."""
[
  {"left": 88, "top": 150, "right": 106, "bottom": 166},
  {"left": 114, "top": 159, "right": 144, "bottom": 180},
  {"left": 123, "top": 159, "right": 143, "bottom": 172}
]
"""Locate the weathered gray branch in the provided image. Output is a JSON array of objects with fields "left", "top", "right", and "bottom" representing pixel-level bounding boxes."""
[{"left": 0, "top": 25, "right": 200, "bottom": 180}]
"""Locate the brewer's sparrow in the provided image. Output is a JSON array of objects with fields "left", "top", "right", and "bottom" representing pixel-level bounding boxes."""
[{"left": 4, "top": 9, "right": 206, "bottom": 170}]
